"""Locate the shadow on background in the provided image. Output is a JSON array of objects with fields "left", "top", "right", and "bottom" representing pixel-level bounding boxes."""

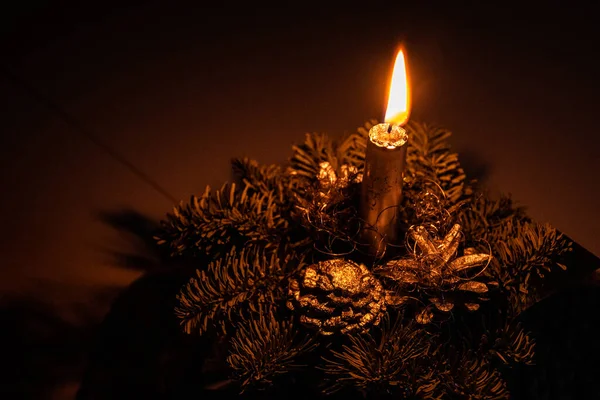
[
  {"left": 456, "top": 149, "right": 491, "bottom": 183},
  {"left": 0, "top": 209, "right": 181, "bottom": 399},
  {"left": 96, "top": 209, "right": 171, "bottom": 271},
  {"left": 519, "top": 286, "right": 600, "bottom": 399},
  {"left": 78, "top": 210, "right": 220, "bottom": 399},
  {"left": 1, "top": 297, "right": 98, "bottom": 399}
]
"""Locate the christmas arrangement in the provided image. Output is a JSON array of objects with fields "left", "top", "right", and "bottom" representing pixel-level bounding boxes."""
[
  {"left": 154, "top": 50, "right": 572, "bottom": 398},
  {"left": 155, "top": 120, "right": 570, "bottom": 398}
]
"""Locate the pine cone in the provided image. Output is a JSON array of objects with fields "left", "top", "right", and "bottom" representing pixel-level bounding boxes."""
[
  {"left": 291, "top": 162, "right": 361, "bottom": 231},
  {"left": 287, "top": 259, "right": 385, "bottom": 335},
  {"left": 378, "top": 224, "right": 495, "bottom": 324}
]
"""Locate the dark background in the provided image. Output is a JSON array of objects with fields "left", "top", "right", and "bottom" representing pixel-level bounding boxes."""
[{"left": 1, "top": 2, "right": 599, "bottom": 398}]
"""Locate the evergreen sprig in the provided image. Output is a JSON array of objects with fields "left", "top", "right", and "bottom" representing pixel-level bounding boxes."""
[
  {"left": 495, "top": 221, "right": 571, "bottom": 279},
  {"left": 337, "top": 120, "right": 372, "bottom": 168},
  {"left": 458, "top": 193, "right": 528, "bottom": 245},
  {"left": 231, "top": 157, "right": 288, "bottom": 201},
  {"left": 289, "top": 132, "right": 338, "bottom": 181},
  {"left": 446, "top": 353, "right": 509, "bottom": 399},
  {"left": 227, "top": 310, "right": 316, "bottom": 392},
  {"left": 488, "top": 322, "right": 536, "bottom": 367},
  {"left": 227, "top": 308, "right": 316, "bottom": 392},
  {"left": 404, "top": 122, "right": 471, "bottom": 203},
  {"left": 288, "top": 123, "right": 372, "bottom": 183},
  {"left": 491, "top": 221, "right": 571, "bottom": 314},
  {"left": 323, "top": 316, "right": 437, "bottom": 397},
  {"left": 175, "top": 246, "right": 292, "bottom": 335},
  {"left": 457, "top": 193, "right": 571, "bottom": 315},
  {"left": 156, "top": 183, "right": 288, "bottom": 258}
]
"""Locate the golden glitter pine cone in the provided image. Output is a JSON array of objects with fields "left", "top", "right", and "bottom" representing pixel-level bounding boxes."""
[{"left": 287, "top": 259, "right": 385, "bottom": 335}]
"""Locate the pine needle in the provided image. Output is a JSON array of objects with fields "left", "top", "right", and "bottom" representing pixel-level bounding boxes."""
[
  {"left": 323, "top": 316, "right": 437, "bottom": 396},
  {"left": 227, "top": 308, "right": 316, "bottom": 391},
  {"left": 156, "top": 182, "right": 288, "bottom": 258},
  {"left": 447, "top": 353, "right": 509, "bottom": 399},
  {"left": 175, "top": 246, "right": 290, "bottom": 335},
  {"left": 488, "top": 322, "right": 536, "bottom": 366}
]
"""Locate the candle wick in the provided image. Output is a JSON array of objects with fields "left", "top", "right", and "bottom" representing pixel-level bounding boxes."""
[{"left": 387, "top": 124, "right": 393, "bottom": 134}]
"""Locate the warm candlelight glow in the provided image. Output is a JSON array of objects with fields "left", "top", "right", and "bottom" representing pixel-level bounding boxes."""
[{"left": 383, "top": 48, "right": 410, "bottom": 125}]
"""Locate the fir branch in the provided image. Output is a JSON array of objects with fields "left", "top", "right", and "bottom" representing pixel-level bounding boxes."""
[
  {"left": 156, "top": 183, "right": 288, "bottom": 258},
  {"left": 492, "top": 221, "right": 572, "bottom": 314},
  {"left": 175, "top": 246, "right": 293, "bottom": 335},
  {"left": 488, "top": 322, "right": 536, "bottom": 367},
  {"left": 447, "top": 353, "right": 509, "bottom": 399},
  {"left": 460, "top": 204, "right": 571, "bottom": 314},
  {"left": 458, "top": 193, "right": 528, "bottom": 245},
  {"left": 495, "top": 221, "right": 572, "bottom": 279},
  {"left": 288, "top": 132, "right": 338, "bottom": 181},
  {"left": 335, "top": 120, "right": 374, "bottom": 169},
  {"left": 231, "top": 157, "right": 288, "bottom": 201},
  {"left": 287, "top": 120, "right": 375, "bottom": 182},
  {"left": 506, "top": 291, "right": 535, "bottom": 317},
  {"left": 323, "top": 317, "right": 437, "bottom": 397},
  {"left": 227, "top": 309, "right": 316, "bottom": 392},
  {"left": 405, "top": 122, "right": 471, "bottom": 203}
]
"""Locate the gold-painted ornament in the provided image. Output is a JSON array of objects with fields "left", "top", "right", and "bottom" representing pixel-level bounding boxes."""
[
  {"left": 295, "top": 161, "right": 361, "bottom": 215},
  {"left": 291, "top": 162, "right": 363, "bottom": 253},
  {"left": 287, "top": 259, "right": 385, "bottom": 335},
  {"left": 378, "top": 224, "right": 495, "bottom": 323},
  {"left": 317, "top": 161, "right": 362, "bottom": 188}
]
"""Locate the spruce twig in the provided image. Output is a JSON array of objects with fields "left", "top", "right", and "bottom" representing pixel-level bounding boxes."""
[
  {"left": 231, "top": 157, "right": 287, "bottom": 201},
  {"left": 156, "top": 183, "right": 288, "bottom": 258},
  {"left": 446, "top": 352, "right": 509, "bottom": 399},
  {"left": 492, "top": 221, "right": 572, "bottom": 314},
  {"left": 488, "top": 321, "right": 536, "bottom": 367},
  {"left": 289, "top": 132, "right": 338, "bottom": 181},
  {"left": 458, "top": 193, "right": 528, "bottom": 245},
  {"left": 404, "top": 121, "right": 471, "bottom": 203},
  {"left": 227, "top": 308, "right": 316, "bottom": 392},
  {"left": 175, "top": 246, "right": 291, "bottom": 335},
  {"left": 495, "top": 221, "right": 572, "bottom": 279},
  {"left": 323, "top": 316, "right": 437, "bottom": 396},
  {"left": 335, "top": 119, "right": 372, "bottom": 169}
]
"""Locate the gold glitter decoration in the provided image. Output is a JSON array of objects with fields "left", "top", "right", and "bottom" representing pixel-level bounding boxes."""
[
  {"left": 416, "top": 309, "right": 434, "bottom": 324},
  {"left": 287, "top": 259, "right": 385, "bottom": 335},
  {"left": 299, "top": 162, "right": 361, "bottom": 223},
  {"left": 291, "top": 162, "right": 363, "bottom": 256},
  {"left": 293, "top": 161, "right": 361, "bottom": 222},
  {"left": 377, "top": 223, "right": 495, "bottom": 323},
  {"left": 368, "top": 123, "right": 408, "bottom": 149},
  {"left": 464, "top": 303, "right": 480, "bottom": 311},
  {"left": 458, "top": 281, "right": 489, "bottom": 293},
  {"left": 318, "top": 162, "right": 362, "bottom": 187}
]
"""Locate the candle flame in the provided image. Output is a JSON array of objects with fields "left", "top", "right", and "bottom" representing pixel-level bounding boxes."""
[{"left": 384, "top": 48, "right": 410, "bottom": 125}]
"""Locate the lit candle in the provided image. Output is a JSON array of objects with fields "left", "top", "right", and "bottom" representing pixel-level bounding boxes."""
[{"left": 360, "top": 48, "right": 411, "bottom": 257}]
